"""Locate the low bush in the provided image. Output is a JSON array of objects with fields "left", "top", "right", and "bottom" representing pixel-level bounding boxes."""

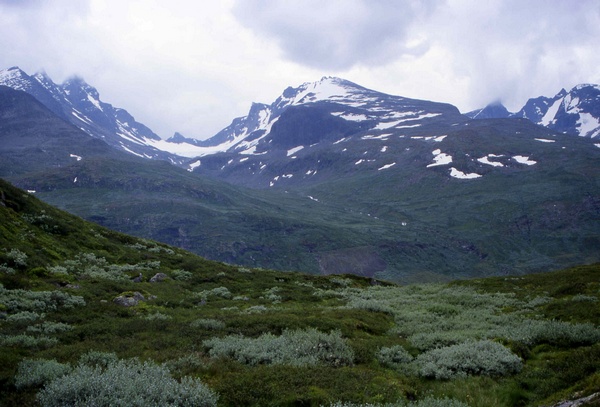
[
  {"left": 14, "top": 359, "right": 72, "bottom": 388},
  {"left": 190, "top": 318, "right": 225, "bottom": 330},
  {"left": 376, "top": 345, "right": 414, "bottom": 371},
  {"left": 37, "top": 358, "right": 218, "bottom": 407},
  {"left": 415, "top": 340, "right": 522, "bottom": 380},
  {"left": 326, "top": 397, "right": 469, "bottom": 407},
  {"left": 204, "top": 328, "right": 354, "bottom": 367}
]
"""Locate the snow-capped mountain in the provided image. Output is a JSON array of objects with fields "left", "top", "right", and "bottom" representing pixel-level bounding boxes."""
[
  {"left": 0, "top": 66, "right": 185, "bottom": 162},
  {"left": 467, "top": 84, "right": 600, "bottom": 138},
  {"left": 164, "top": 76, "right": 467, "bottom": 160},
  {"left": 182, "top": 77, "right": 596, "bottom": 189}
]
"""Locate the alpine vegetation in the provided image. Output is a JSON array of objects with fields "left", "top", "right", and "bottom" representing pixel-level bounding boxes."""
[
  {"left": 203, "top": 328, "right": 354, "bottom": 367},
  {"left": 36, "top": 358, "right": 218, "bottom": 407}
]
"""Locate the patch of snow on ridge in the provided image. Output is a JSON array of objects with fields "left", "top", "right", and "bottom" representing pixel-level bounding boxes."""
[
  {"left": 449, "top": 168, "right": 482, "bottom": 179},
  {"left": 513, "top": 155, "right": 537, "bottom": 165},
  {"left": 373, "top": 120, "right": 404, "bottom": 130},
  {"left": 540, "top": 98, "right": 562, "bottom": 126},
  {"left": 362, "top": 134, "right": 391, "bottom": 140},
  {"left": 69, "top": 154, "right": 82, "bottom": 161},
  {"left": 331, "top": 112, "right": 368, "bottom": 121},
  {"left": 595, "top": 143, "right": 600, "bottom": 148},
  {"left": 427, "top": 149, "right": 453, "bottom": 167},
  {"left": 477, "top": 155, "right": 503, "bottom": 167},
  {"left": 534, "top": 138, "right": 555, "bottom": 143},
  {"left": 576, "top": 113, "right": 600, "bottom": 137},
  {"left": 381, "top": 146, "right": 388, "bottom": 152},
  {"left": 188, "top": 160, "right": 201, "bottom": 172},
  {"left": 287, "top": 146, "right": 304, "bottom": 156},
  {"left": 378, "top": 163, "right": 396, "bottom": 171},
  {"left": 433, "top": 135, "right": 447, "bottom": 142},
  {"left": 87, "top": 93, "right": 103, "bottom": 111}
]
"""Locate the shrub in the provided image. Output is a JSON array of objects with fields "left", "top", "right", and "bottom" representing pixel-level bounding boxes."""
[
  {"left": 493, "top": 319, "right": 600, "bottom": 347},
  {"left": 78, "top": 351, "right": 119, "bottom": 369},
  {"left": 190, "top": 318, "right": 225, "bottom": 330},
  {"left": 415, "top": 340, "right": 522, "bottom": 380},
  {"left": 37, "top": 358, "right": 218, "bottom": 407},
  {"left": 326, "top": 397, "right": 469, "bottom": 406},
  {"left": 197, "top": 287, "right": 232, "bottom": 301},
  {"left": 204, "top": 328, "right": 354, "bottom": 367},
  {"left": 6, "top": 248, "right": 28, "bottom": 267},
  {"left": 6, "top": 311, "right": 44, "bottom": 324},
  {"left": 0, "top": 334, "right": 58, "bottom": 348},
  {"left": 171, "top": 269, "right": 193, "bottom": 281},
  {"left": 376, "top": 345, "right": 413, "bottom": 371},
  {"left": 144, "top": 312, "right": 172, "bottom": 321},
  {"left": 14, "top": 359, "right": 71, "bottom": 388},
  {"left": 26, "top": 322, "right": 73, "bottom": 334}
]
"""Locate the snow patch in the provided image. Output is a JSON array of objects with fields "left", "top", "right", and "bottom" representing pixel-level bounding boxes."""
[
  {"left": 69, "top": 154, "right": 82, "bottom": 161},
  {"left": 378, "top": 163, "right": 396, "bottom": 171},
  {"left": 433, "top": 135, "right": 447, "bottom": 142},
  {"left": 449, "top": 168, "right": 482, "bottom": 179},
  {"left": 188, "top": 160, "right": 201, "bottom": 172},
  {"left": 330, "top": 112, "right": 368, "bottom": 121},
  {"left": 477, "top": 155, "right": 504, "bottom": 167},
  {"left": 362, "top": 134, "right": 392, "bottom": 140},
  {"left": 381, "top": 146, "right": 388, "bottom": 152},
  {"left": 427, "top": 149, "right": 453, "bottom": 167},
  {"left": 307, "top": 196, "right": 320, "bottom": 202},
  {"left": 540, "top": 98, "right": 562, "bottom": 126},
  {"left": 534, "top": 138, "right": 555, "bottom": 143},
  {"left": 287, "top": 145, "right": 304, "bottom": 156},
  {"left": 576, "top": 113, "right": 600, "bottom": 137},
  {"left": 512, "top": 155, "right": 537, "bottom": 165}
]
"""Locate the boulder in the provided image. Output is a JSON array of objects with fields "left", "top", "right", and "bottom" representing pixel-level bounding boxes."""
[{"left": 149, "top": 273, "right": 168, "bottom": 283}]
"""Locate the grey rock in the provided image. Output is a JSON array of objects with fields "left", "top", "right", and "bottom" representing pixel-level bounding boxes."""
[{"left": 149, "top": 273, "right": 168, "bottom": 283}]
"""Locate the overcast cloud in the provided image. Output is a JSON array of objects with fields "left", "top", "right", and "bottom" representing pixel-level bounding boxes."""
[{"left": 0, "top": 0, "right": 599, "bottom": 139}]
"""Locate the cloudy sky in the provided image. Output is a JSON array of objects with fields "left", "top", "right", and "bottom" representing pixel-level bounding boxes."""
[{"left": 1, "top": 0, "right": 599, "bottom": 140}]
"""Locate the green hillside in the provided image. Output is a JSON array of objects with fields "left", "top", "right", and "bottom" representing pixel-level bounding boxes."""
[{"left": 1, "top": 178, "right": 599, "bottom": 406}]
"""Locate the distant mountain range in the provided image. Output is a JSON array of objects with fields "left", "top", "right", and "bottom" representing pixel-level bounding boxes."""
[
  {"left": 466, "top": 84, "right": 600, "bottom": 138},
  {"left": 1, "top": 66, "right": 599, "bottom": 282}
]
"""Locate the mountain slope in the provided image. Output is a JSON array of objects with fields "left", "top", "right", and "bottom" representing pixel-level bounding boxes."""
[
  {"left": 0, "top": 67, "right": 185, "bottom": 162},
  {"left": 1, "top": 178, "right": 599, "bottom": 406},
  {"left": 2, "top": 72, "right": 600, "bottom": 282}
]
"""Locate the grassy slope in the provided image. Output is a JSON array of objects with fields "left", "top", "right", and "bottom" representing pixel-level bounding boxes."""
[{"left": 1, "top": 178, "right": 599, "bottom": 406}]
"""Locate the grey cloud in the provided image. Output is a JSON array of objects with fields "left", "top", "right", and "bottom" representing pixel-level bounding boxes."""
[{"left": 232, "top": 0, "right": 440, "bottom": 70}]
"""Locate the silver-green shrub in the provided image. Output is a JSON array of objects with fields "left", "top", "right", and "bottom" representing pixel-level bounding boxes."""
[
  {"left": 190, "top": 318, "right": 225, "bottom": 330},
  {"left": 376, "top": 345, "right": 413, "bottom": 371},
  {"left": 37, "top": 358, "right": 218, "bottom": 407},
  {"left": 0, "top": 334, "right": 58, "bottom": 348},
  {"left": 492, "top": 319, "right": 600, "bottom": 346},
  {"left": 6, "top": 311, "right": 44, "bottom": 324},
  {"left": 78, "top": 351, "right": 119, "bottom": 369},
  {"left": 26, "top": 322, "right": 73, "bottom": 334},
  {"left": 0, "top": 285, "right": 85, "bottom": 313},
  {"left": 326, "top": 397, "right": 469, "bottom": 407},
  {"left": 204, "top": 328, "right": 354, "bottom": 367},
  {"left": 14, "top": 359, "right": 71, "bottom": 388},
  {"left": 172, "top": 269, "right": 193, "bottom": 281},
  {"left": 415, "top": 340, "right": 522, "bottom": 380}
]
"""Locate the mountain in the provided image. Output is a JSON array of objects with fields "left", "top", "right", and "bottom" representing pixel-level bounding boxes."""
[
  {"left": 2, "top": 177, "right": 599, "bottom": 406},
  {"left": 0, "top": 66, "right": 188, "bottom": 162},
  {"left": 465, "top": 101, "right": 511, "bottom": 119},
  {"left": 183, "top": 76, "right": 470, "bottom": 186},
  {"left": 466, "top": 84, "right": 600, "bottom": 138},
  {"left": 2, "top": 72, "right": 600, "bottom": 282}
]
